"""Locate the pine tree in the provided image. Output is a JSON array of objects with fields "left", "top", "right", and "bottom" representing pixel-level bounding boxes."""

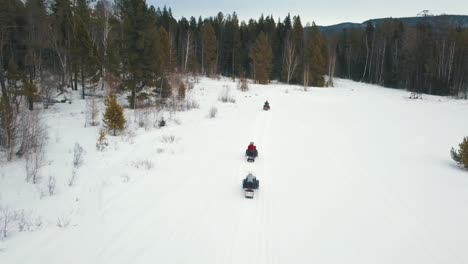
[
  {"left": 250, "top": 32, "right": 272, "bottom": 84},
  {"left": 305, "top": 22, "right": 328, "bottom": 87},
  {"left": 103, "top": 94, "right": 126, "bottom": 136},
  {"left": 73, "top": 0, "right": 98, "bottom": 99},
  {"left": 202, "top": 22, "right": 217, "bottom": 76},
  {"left": 96, "top": 129, "right": 109, "bottom": 151},
  {"left": 116, "top": 0, "right": 152, "bottom": 108},
  {"left": 159, "top": 27, "right": 170, "bottom": 75},
  {"left": 50, "top": 0, "right": 74, "bottom": 86},
  {"left": 143, "top": 8, "right": 161, "bottom": 86},
  {"left": 451, "top": 137, "right": 468, "bottom": 169}
]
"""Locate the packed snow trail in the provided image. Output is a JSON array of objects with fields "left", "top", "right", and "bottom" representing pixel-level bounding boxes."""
[{"left": 230, "top": 93, "right": 275, "bottom": 264}]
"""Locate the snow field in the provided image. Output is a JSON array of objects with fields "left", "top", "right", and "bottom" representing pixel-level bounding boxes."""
[{"left": 1, "top": 78, "right": 468, "bottom": 263}]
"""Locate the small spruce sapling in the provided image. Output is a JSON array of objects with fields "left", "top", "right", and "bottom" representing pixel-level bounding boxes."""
[
  {"left": 103, "top": 94, "right": 126, "bottom": 136},
  {"left": 451, "top": 137, "right": 468, "bottom": 169}
]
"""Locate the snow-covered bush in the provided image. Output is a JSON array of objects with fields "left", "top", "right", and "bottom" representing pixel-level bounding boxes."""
[
  {"left": 85, "top": 97, "right": 100, "bottom": 127},
  {"left": 56, "top": 213, "right": 71, "bottom": 228},
  {"left": 173, "top": 118, "right": 182, "bottom": 125},
  {"left": 25, "top": 147, "right": 44, "bottom": 184},
  {"left": 451, "top": 137, "right": 468, "bottom": 169},
  {"left": 123, "top": 129, "right": 136, "bottom": 144},
  {"left": 19, "top": 110, "right": 47, "bottom": 184},
  {"left": 48, "top": 175, "right": 56, "bottom": 196},
  {"left": 409, "top": 91, "right": 422, "bottom": 99},
  {"left": 131, "top": 159, "right": 154, "bottom": 170},
  {"left": 0, "top": 208, "right": 41, "bottom": 239},
  {"left": 178, "top": 82, "right": 186, "bottom": 99},
  {"left": 1, "top": 207, "right": 13, "bottom": 239},
  {"left": 15, "top": 210, "right": 41, "bottom": 232},
  {"left": 161, "top": 135, "right": 176, "bottom": 143},
  {"left": 219, "top": 86, "right": 236, "bottom": 103},
  {"left": 73, "top": 143, "right": 85, "bottom": 168},
  {"left": 208, "top": 107, "right": 218, "bottom": 118},
  {"left": 187, "top": 81, "right": 195, "bottom": 90},
  {"left": 156, "top": 148, "right": 164, "bottom": 154},
  {"left": 121, "top": 174, "right": 130, "bottom": 183},
  {"left": 184, "top": 99, "right": 200, "bottom": 110},
  {"left": 68, "top": 143, "right": 85, "bottom": 187},
  {"left": 238, "top": 77, "right": 249, "bottom": 92},
  {"left": 134, "top": 108, "right": 151, "bottom": 128},
  {"left": 68, "top": 170, "right": 77, "bottom": 187},
  {"left": 96, "top": 129, "right": 109, "bottom": 151},
  {"left": 3, "top": 108, "right": 17, "bottom": 161}
]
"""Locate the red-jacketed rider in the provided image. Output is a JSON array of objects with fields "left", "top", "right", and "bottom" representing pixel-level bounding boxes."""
[{"left": 246, "top": 142, "right": 258, "bottom": 157}]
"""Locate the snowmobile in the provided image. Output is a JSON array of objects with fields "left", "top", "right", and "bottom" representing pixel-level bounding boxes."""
[
  {"left": 263, "top": 104, "right": 270, "bottom": 111},
  {"left": 242, "top": 173, "right": 259, "bottom": 199},
  {"left": 245, "top": 149, "right": 258, "bottom": 162}
]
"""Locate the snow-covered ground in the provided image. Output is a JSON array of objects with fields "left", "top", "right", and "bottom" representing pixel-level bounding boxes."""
[{"left": 1, "top": 78, "right": 468, "bottom": 264}]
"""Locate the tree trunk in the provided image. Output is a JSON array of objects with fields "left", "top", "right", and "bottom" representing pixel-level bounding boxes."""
[
  {"left": 184, "top": 31, "right": 190, "bottom": 73},
  {"left": 81, "top": 63, "right": 85, "bottom": 99},
  {"left": 74, "top": 69, "right": 78, "bottom": 91},
  {"left": 379, "top": 40, "right": 386, "bottom": 85},
  {"left": 361, "top": 34, "right": 369, "bottom": 82}
]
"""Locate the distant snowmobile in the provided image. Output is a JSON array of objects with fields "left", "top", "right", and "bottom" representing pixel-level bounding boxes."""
[
  {"left": 263, "top": 101, "right": 270, "bottom": 111},
  {"left": 243, "top": 173, "right": 259, "bottom": 199},
  {"left": 245, "top": 142, "right": 258, "bottom": 162}
]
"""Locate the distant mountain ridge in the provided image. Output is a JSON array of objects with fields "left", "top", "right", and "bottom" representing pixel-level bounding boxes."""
[{"left": 317, "top": 15, "right": 468, "bottom": 35}]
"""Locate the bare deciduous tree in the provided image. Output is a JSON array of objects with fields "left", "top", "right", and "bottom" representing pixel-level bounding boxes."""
[
  {"left": 183, "top": 30, "right": 193, "bottom": 73},
  {"left": 1, "top": 207, "right": 13, "bottom": 239},
  {"left": 85, "top": 97, "right": 100, "bottom": 127},
  {"left": 48, "top": 175, "right": 56, "bottom": 195},
  {"left": 20, "top": 110, "right": 46, "bottom": 184},
  {"left": 327, "top": 37, "right": 338, "bottom": 87},
  {"left": 73, "top": 143, "right": 84, "bottom": 168},
  {"left": 238, "top": 76, "right": 249, "bottom": 91},
  {"left": 284, "top": 33, "right": 299, "bottom": 84}
]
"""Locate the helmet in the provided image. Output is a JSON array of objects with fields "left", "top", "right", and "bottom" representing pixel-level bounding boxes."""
[{"left": 250, "top": 141, "right": 254, "bottom": 145}]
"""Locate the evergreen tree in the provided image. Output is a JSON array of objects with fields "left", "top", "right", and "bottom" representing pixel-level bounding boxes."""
[
  {"left": 229, "top": 13, "right": 241, "bottom": 77},
  {"left": 50, "top": 0, "right": 74, "bottom": 86},
  {"left": 159, "top": 27, "right": 171, "bottom": 75},
  {"left": 291, "top": 16, "right": 304, "bottom": 84},
  {"left": 116, "top": 0, "right": 152, "bottom": 108},
  {"left": 201, "top": 22, "right": 217, "bottom": 76},
  {"left": 73, "top": 0, "right": 98, "bottom": 99},
  {"left": 305, "top": 23, "right": 328, "bottom": 87},
  {"left": 24, "top": 0, "right": 48, "bottom": 106},
  {"left": 451, "top": 137, "right": 468, "bottom": 169},
  {"left": 103, "top": 94, "right": 126, "bottom": 136},
  {"left": 143, "top": 8, "right": 161, "bottom": 86},
  {"left": 250, "top": 32, "right": 272, "bottom": 84}
]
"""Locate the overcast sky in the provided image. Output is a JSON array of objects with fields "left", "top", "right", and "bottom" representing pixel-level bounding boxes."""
[{"left": 148, "top": 0, "right": 467, "bottom": 26}]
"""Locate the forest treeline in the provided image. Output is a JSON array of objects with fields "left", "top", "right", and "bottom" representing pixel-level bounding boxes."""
[
  {"left": 332, "top": 18, "right": 468, "bottom": 97},
  {"left": 1, "top": 0, "right": 468, "bottom": 155}
]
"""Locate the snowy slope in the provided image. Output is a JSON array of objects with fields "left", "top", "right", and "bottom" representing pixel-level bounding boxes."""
[{"left": 1, "top": 78, "right": 468, "bottom": 263}]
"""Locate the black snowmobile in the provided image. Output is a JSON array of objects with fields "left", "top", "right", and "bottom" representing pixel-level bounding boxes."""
[
  {"left": 245, "top": 148, "right": 258, "bottom": 162},
  {"left": 243, "top": 173, "right": 259, "bottom": 199}
]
